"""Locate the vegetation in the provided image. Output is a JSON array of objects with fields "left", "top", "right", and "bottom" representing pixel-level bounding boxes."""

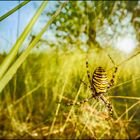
[{"left": 0, "top": 1, "right": 140, "bottom": 139}]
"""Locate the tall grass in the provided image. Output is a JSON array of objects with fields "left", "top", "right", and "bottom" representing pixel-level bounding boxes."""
[
  {"left": 0, "top": 1, "right": 140, "bottom": 139},
  {"left": 0, "top": 1, "right": 48, "bottom": 80},
  {"left": 0, "top": 48, "right": 140, "bottom": 139},
  {"left": 0, "top": 1, "right": 30, "bottom": 22},
  {"left": 0, "top": 2, "right": 67, "bottom": 92}
]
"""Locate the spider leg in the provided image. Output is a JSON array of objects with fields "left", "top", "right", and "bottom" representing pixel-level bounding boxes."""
[
  {"left": 67, "top": 60, "right": 97, "bottom": 106},
  {"left": 85, "top": 60, "right": 97, "bottom": 98},
  {"left": 107, "top": 54, "right": 118, "bottom": 88},
  {"left": 80, "top": 79, "right": 97, "bottom": 101},
  {"left": 86, "top": 60, "right": 92, "bottom": 85},
  {"left": 108, "top": 67, "right": 118, "bottom": 88},
  {"left": 67, "top": 80, "right": 97, "bottom": 106},
  {"left": 67, "top": 95, "right": 94, "bottom": 106},
  {"left": 80, "top": 79, "right": 91, "bottom": 89},
  {"left": 99, "top": 95, "right": 113, "bottom": 117},
  {"left": 80, "top": 79, "right": 95, "bottom": 92}
]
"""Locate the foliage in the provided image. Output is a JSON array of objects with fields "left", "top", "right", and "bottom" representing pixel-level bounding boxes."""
[{"left": 43, "top": 1, "right": 139, "bottom": 51}]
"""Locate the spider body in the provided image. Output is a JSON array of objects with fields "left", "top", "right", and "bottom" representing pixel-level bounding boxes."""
[
  {"left": 67, "top": 57, "right": 118, "bottom": 117},
  {"left": 92, "top": 67, "right": 109, "bottom": 94}
]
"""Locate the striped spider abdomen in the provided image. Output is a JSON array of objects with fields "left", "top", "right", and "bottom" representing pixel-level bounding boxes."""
[
  {"left": 92, "top": 67, "right": 109, "bottom": 95},
  {"left": 67, "top": 56, "right": 118, "bottom": 118}
]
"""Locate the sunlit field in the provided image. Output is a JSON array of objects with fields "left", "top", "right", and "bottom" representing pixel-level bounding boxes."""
[
  {"left": 0, "top": 1, "right": 140, "bottom": 139},
  {"left": 1, "top": 48, "right": 140, "bottom": 139}
]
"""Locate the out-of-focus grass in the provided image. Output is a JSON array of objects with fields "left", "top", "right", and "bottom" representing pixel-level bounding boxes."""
[{"left": 0, "top": 48, "right": 140, "bottom": 139}]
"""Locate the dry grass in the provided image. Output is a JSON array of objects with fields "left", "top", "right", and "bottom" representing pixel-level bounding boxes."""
[{"left": 0, "top": 48, "right": 140, "bottom": 139}]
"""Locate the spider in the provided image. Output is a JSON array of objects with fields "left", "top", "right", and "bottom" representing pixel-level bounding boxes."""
[{"left": 67, "top": 55, "right": 118, "bottom": 117}]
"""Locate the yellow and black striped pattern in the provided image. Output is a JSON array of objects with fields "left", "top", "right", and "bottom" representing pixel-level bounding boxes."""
[
  {"left": 92, "top": 67, "right": 109, "bottom": 94},
  {"left": 67, "top": 59, "right": 118, "bottom": 118}
]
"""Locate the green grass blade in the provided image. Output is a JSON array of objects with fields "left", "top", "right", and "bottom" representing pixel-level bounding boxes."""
[
  {"left": 0, "top": 1, "right": 31, "bottom": 22},
  {"left": 0, "top": 1, "right": 48, "bottom": 80},
  {"left": 0, "top": 2, "right": 67, "bottom": 93}
]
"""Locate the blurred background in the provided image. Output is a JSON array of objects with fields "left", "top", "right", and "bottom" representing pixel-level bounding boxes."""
[{"left": 0, "top": 1, "right": 140, "bottom": 139}]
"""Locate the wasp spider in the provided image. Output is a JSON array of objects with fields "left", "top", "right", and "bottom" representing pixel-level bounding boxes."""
[{"left": 67, "top": 56, "right": 118, "bottom": 117}]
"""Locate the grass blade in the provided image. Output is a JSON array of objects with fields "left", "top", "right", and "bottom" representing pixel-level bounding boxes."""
[
  {"left": 0, "top": 1, "right": 31, "bottom": 22},
  {"left": 0, "top": 2, "right": 67, "bottom": 93},
  {"left": 0, "top": 1, "right": 48, "bottom": 79}
]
